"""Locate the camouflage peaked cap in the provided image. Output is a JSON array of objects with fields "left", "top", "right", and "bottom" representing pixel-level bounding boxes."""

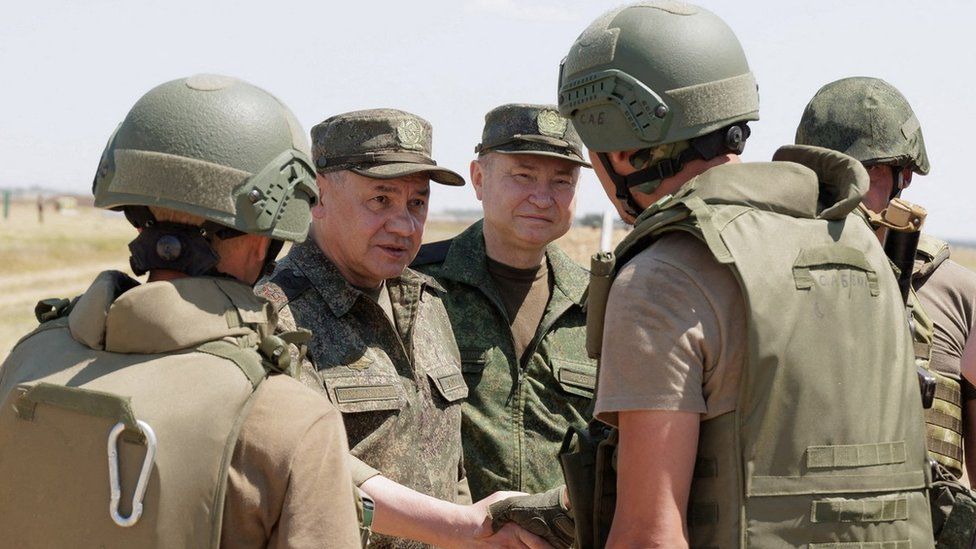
[
  {"left": 311, "top": 108, "right": 464, "bottom": 186},
  {"left": 795, "top": 77, "right": 930, "bottom": 175},
  {"left": 476, "top": 104, "right": 590, "bottom": 167}
]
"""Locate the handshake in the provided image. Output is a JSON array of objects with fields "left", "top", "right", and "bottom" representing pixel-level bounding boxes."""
[{"left": 479, "top": 487, "right": 575, "bottom": 549}]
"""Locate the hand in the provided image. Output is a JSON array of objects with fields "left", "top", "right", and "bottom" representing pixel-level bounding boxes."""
[
  {"left": 445, "top": 491, "right": 554, "bottom": 549},
  {"left": 484, "top": 487, "right": 575, "bottom": 549}
]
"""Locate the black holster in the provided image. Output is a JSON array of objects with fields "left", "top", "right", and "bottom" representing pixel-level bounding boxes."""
[{"left": 559, "top": 420, "right": 617, "bottom": 549}]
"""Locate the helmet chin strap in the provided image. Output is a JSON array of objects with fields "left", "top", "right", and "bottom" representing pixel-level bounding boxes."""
[
  {"left": 889, "top": 167, "right": 906, "bottom": 201},
  {"left": 596, "top": 123, "right": 751, "bottom": 219},
  {"left": 259, "top": 239, "right": 285, "bottom": 283},
  {"left": 595, "top": 152, "right": 646, "bottom": 219}
]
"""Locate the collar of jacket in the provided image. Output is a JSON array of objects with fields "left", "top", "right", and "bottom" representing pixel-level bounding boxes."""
[
  {"left": 68, "top": 270, "right": 269, "bottom": 353},
  {"left": 290, "top": 239, "right": 444, "bottom": 318},
  {"left": 438, "top": 219, "right": 588, "bottom": 306}
]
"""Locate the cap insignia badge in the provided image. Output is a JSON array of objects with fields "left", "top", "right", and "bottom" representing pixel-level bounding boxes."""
[
  {"left": 396, "top": 119, "right": 424, "bottom": 150},
  {"left": 537, "top": 109, "right": 568, "bottom": 138}
]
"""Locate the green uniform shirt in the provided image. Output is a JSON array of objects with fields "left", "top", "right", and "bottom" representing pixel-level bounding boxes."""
[
  {"left": 413, "top": 220, "right": 595, "bottom": 500},
  {"left": 256, "top": 241, "right": 467, "bottom": 549}
]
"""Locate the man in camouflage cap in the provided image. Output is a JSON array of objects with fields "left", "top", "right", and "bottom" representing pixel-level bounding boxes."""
[
  {"left": 797, "top": 77, "right": 976, "bottom": 486},
  {"left": 412, "top": 104, "right": 594, "bottom": 504},
  {"left": 256, "top": 109, "right": 551, "bottom": 549}
]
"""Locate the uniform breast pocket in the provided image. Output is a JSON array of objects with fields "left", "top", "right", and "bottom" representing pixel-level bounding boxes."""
[
  {"left": 320, "top": 354, "right": 407, "bottom": 414},
  {"left": 426, "top": 363, "right": 469, "bottom": 406},
  {"left": 551, "top": 357, "right": 597, "bottom": 399}
]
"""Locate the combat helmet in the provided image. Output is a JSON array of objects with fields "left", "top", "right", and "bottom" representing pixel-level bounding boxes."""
[
  {"left": 796, "top": 77, "right": 929, "bottom": 199},
  {"left": 92, "top": 74, "right": 318, "bottom": 279},
  {"left": 557, "top": 1, "right": 759, "bottom": 214}
]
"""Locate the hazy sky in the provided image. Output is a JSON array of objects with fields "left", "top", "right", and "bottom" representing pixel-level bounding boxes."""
[{"left": 2, "top": 0, "right": 973, "bottom": 240}]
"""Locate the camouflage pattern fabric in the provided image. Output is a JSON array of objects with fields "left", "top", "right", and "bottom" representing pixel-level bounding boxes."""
[
  {"left": 413, "top": 220, "right": 595, "bottom": 501},
  {"left": 476, "top": 103, "right": 590, "bottom": 167},
  {"left": 311, "top": 108, "right": 464, "bottom": 186},
  {"left": 795, "top": 77, "right": 930, "bottom": 175},
  {"left": 256, "top": 241, "right": 467, "bottom": 549}
]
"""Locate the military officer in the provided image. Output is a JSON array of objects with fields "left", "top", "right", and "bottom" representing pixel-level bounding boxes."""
[
  {"left": 795, "top": 77, "right": 976, "bottom": 485},
  {"left": 496, "top": 2, "right": 934, "bottom": 547},
  {"left": 0, "top": 75, "right": 361, "bottom": 548},
  {"left": 255, "top": 109, "right": 550, "bottom": 549},
  {"left": 411, "top": 103, "right": 595, "bottom": 502}
]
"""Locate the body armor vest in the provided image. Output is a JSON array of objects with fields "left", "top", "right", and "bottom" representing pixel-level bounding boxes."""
[
  {"left": 0, "top": 274, "right": 274, "bottom": 548},
  {"left": 911, "top": 235, "right": 965, "bottom": 478},
  {"left": 613, "top": 146, "right": 933, "bottom": 547}
]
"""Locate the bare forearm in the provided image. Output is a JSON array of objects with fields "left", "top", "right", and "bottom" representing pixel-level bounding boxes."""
[
  {"left": 606, "top": 493, "right": 689, "bottom": 548},
  {"left": 361, "top": 475, "right": 467, "bottom": 547},
  {"left": 608, "top": 410, "right": 699, "bottom": 549}
]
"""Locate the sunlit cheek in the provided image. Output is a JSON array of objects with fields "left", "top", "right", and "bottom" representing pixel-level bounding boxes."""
[
  {"left": 563, "top": 194, "right": 578, "bottom": 223},
  {"left": 367, "top": 212, "right": 394, "bottom": 250},
  {"left": 411, "top": 211, "right": 426, "bottom": 243}
]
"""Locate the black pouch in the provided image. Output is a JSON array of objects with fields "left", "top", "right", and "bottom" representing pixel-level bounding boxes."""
[
  {"left": 930, "top": 462, "right": 976, "bottom": 548},
  {"left": 559, "top": 420, "right": 617, "bottom": 549}
]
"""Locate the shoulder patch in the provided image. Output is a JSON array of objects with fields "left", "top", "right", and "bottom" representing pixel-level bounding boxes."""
[{"left": 411, "top": 239, "right": 454, "bottom": 267}]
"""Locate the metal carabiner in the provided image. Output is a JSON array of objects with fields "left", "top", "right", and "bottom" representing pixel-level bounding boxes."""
[{"left": 107, "top": 420, "right": 157, "bottom": 527}]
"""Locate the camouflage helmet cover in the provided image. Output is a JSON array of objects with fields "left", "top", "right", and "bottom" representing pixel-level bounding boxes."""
[
  {"left": 795, "top": 77, "right": 930, "bottom": 175},
  {"left": 92, "top": 74, "right": 318, "bottom": 242},
  {"left": 557, "top": 1, "right": 760, "bottom": 152}
]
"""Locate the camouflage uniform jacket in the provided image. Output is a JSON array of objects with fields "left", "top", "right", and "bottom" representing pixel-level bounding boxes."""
[
  {"left": 256, "top": 241, "right": 467, "bottom": 549},
  {"left": 413, "top": 220, "right": 595, "bottom": 500}
]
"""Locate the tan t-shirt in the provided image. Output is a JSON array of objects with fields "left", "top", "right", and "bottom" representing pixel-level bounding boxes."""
[
  {"left": 594, "top": 232, "right": 747, "bottom": 426},
  {"left": 915, "top": 258, "right": 976, "bottom": 401},
  {"left": 221, "top": 375, "right": 361, "bottom": 549}
]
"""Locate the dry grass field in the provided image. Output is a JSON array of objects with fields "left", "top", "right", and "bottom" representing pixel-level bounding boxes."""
[
  {"left": 1, "top": 201, "right": 973, "bottom": 357},
  {"left": 0, "top": 202, "right": 628, "bottom": 356}
]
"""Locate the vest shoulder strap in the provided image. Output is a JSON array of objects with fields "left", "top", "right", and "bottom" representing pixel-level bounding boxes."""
[
  {"left": 915, "top": 234, "right": 950, "bottom": 279},
  {"left": 196, "top": 340, "right": 270, "bottom": 388},
  {"left": 613, "top": 202, "right": 691, "bottom": 273}
]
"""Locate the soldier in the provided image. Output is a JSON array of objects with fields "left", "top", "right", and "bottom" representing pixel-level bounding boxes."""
[
  {"left": 411, "top": 104, "right": 595, "bottom": 502},
  {"left": 0, "top": 75, "right": 361, "bottom": 548},
  {"left": 255, "top": 109, "right": 550, "bottom": 549},
  {"left": 496, "top": 2, "right": 935, "bottom": 547},
  {"left": 796, "top": 77, "right": 976, "bottom": 484}
]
